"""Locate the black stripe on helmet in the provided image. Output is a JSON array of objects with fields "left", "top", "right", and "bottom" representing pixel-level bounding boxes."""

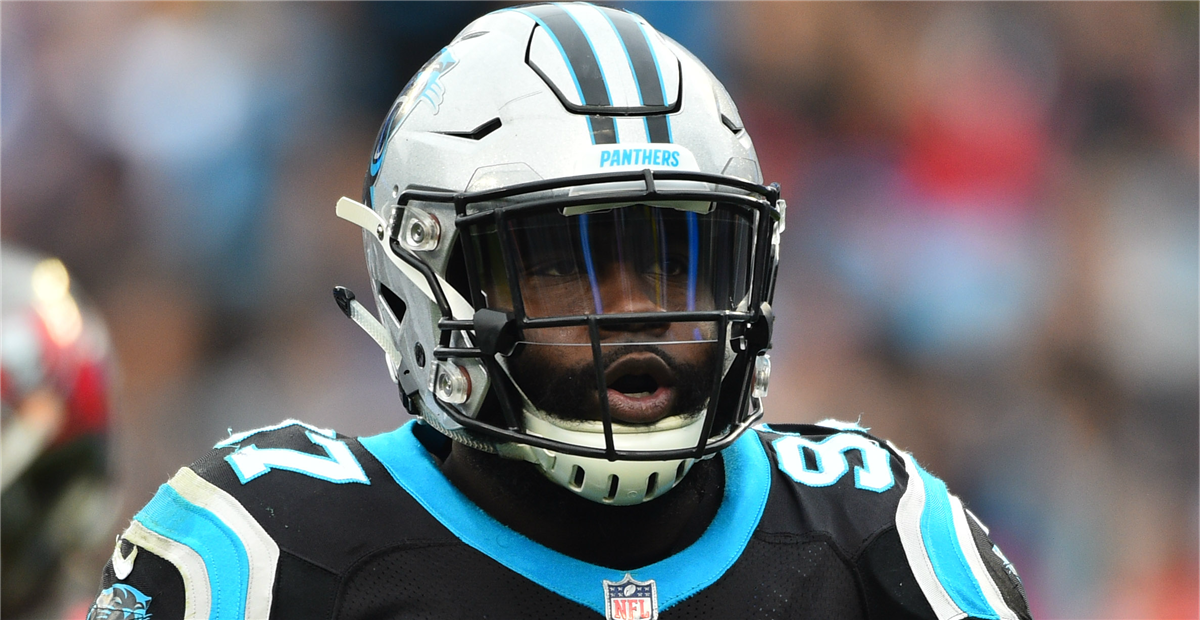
[
  {"left": 601, "top": 7, "right": 671, "bottom": 143},
  {"left": 525, "top": 4, "right": 611, "bottom": 107},
  {"left": 644, "top": 115, "right": 671, "bottom": 144},
  {"left": 604, "top": 8, "right": 665, "bottom": 107},
  {"left": 590, "top": 115, "right": 617, "bottom": 144}
]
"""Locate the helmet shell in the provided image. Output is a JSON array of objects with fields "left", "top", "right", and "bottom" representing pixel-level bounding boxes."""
[{"left": 354, "top": 3, "right": 780, "bottom": 504}]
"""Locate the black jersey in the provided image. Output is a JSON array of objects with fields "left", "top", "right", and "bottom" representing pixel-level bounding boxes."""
[{"left": 89, "top": 419, "right": 1030, "bottom": 620}]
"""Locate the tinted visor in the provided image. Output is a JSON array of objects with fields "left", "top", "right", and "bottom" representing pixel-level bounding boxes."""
[{"left": 467, "top": 203, "right": 756, "bottom": 344}]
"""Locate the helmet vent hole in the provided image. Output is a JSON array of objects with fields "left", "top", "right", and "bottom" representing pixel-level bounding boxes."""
[
  {"left": 604, "top": 475, "right": 620, "bottom": 502},
  {"left": 569, "top": 465, "right": 585, "bottom": 491},
  {"left": 675, "top": 461, "right": 687, "bottom": 484},
  {"left": 720, "top": 114, "right": 743, "bottom": 133},
  {"left": 439, "top": 116, "right": 502, "bottom": 141},
  {"left": 378, "top": 284, "right": 407, "bottom": 325},
  {"left": 645, "top": 472, "right": 659, "bottom": 498}
]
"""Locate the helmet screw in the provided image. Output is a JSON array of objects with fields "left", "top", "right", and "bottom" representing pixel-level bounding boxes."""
[
  {"left": 414, "top": 343, "right": 426, "bottom": 367},
  {"left": 376, "top": 224, "right": 385, "bottom": 240},
  {"left": 432, "top": 361, "right": 471, "bottom": 404},
  {"left": 401, "top": 207, "right": 441, "bottom": 251},
  {"left": 751, "top": 353, "right": 771, "bottom": 398}
]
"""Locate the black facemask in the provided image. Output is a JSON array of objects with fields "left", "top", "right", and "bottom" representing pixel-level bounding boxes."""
[{"left": 505, "top": 343, "right": 718, "bottom": 423}]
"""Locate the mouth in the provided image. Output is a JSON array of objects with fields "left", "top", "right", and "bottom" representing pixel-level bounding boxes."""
[{"left": 603, "top": 353, "right": 677, "bottom": 424}]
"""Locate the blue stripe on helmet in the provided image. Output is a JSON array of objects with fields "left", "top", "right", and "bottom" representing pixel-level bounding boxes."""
[
  {"left": 633, "top": 17, "right": 672, "bottom": 143},
  {"left": 520, "top": 5, "right": 619, "bottom": 144},
  {"left": 579, "top": 214, "right": 604, "bottom": 314}
]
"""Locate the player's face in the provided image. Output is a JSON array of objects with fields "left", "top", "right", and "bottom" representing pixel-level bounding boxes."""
[{"left": 469, "top": 204, "right": 755, "bottom": 425}]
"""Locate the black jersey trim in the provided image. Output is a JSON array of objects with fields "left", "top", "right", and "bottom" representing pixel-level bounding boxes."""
[{"left": 359, "top": 421, "right": 771, "bottom": 615}]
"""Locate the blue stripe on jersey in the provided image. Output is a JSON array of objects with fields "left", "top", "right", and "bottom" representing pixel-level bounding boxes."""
[
  {"left": 913, "top": 462, "right": 1000, "bottom": 619},
  {"left": 361, "top": 421, "right": 771, "bottom": 615},
  {"left": 134, "top": 484, "right": 250, "bottom": 620}
]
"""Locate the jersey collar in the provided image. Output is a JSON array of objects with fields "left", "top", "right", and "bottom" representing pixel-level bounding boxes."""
[{"left": 360, "top": 421, "right": 771, "bottom": 615}]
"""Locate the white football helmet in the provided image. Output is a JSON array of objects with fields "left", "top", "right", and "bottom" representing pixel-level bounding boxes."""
[{"left": 335, "top": 3, "right": 784, "bottom": 505}]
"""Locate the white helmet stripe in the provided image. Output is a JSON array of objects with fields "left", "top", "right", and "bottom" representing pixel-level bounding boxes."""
[
  {"left": 594, "top": 6, "right": 674, "bottom": 143},
  {"left": 519, "top": 4, "right": 617, "bottom": 144},
  {"left": 561, "top": 3, "right": 640, "bottom": 109}
]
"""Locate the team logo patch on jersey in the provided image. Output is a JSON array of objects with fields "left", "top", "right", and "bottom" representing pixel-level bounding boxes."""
[
  {"left": 87, "top": 584, "right": 152, "bottom": 620},
  {"left": 604, "top": 574, "right": 658, "bottom": 620}
]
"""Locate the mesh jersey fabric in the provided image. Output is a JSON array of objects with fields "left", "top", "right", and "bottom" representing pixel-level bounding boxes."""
[{"left": 90, "top": 420, "right": 1031, "bottom": 620}]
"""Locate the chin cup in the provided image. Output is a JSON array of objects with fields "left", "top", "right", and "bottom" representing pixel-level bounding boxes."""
[{"left": 515, "top": 413, "right": 706, "bottom": 505}]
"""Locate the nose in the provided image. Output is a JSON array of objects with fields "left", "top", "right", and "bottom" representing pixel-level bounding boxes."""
[{"left": 595, "top": 262, "right": 669, "bottom": 337}]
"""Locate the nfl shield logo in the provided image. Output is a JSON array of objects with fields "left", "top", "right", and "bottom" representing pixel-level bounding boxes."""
[{"left": 603, "top": 574, "right": 658, "bottom": 620}]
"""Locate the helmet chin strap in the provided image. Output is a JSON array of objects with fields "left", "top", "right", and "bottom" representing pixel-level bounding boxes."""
[{"left": 332, "top": 287, "right": 402, "bottom": 383}]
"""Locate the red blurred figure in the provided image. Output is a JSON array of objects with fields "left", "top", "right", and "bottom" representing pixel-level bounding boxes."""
[{"left": 2, "top": 246, "right": 117, "bottom": 619}]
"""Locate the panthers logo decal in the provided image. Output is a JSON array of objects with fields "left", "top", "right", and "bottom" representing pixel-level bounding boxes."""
[
  {"left": 88, "top": 583, "right": 153, "bottom": 620},
  {"left": 366, "top": 46, "right": 460, "bottom": 206}
]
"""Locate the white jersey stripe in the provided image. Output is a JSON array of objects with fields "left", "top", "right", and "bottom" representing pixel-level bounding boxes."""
[
  {"left": 168, "top": 467, "right": 280, "bottom": 620},
  {"left": 949, "top": 495, "right": 1018, "bottom": 620},
  {"left": 895, "top": 451, "right": 966, "bottom": 620},
  {"left": 122, "top": 520, "right": 212, "bottom": 620}
]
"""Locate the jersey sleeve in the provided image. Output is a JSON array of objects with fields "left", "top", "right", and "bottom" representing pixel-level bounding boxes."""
[
  {"left": 861, "top": 449, "right": 1032, "bottom": 620},
  {"left": 92, "top": 536, "right": 187, "bottom": 620},
  {"left": 759, "top": 422, "right": 1031, "bottom": 620},
  {"left": 88, "top": 464, "right": 281, "bottom": 620}
]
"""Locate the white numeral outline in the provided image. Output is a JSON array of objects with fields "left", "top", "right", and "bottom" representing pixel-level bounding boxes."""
[
  {"left": 226, "top": 431, "right": 369, "bottom": 485},
  {"left": 773, "top": 433, "right": 894, "bottom": 492}
]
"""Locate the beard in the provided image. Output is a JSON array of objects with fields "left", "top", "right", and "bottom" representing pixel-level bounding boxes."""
[{"left": 505, "top": 342, "right": 719, "bottom": 423}]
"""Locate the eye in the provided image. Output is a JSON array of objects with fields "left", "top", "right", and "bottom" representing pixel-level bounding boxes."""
[
  {"left": 529, "top": 257, "right": 581, "bottom": 277},
  {"left": 645, "top": 256, "right": 688, "bottom": 277}
]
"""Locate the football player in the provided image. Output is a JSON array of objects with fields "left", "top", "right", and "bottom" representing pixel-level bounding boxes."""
[
  {"left": 92, "top": 4, "right": 1031, "bottom": 619},
  {"left": 3, "top": 246, "right": 116, "bottom": 619}
]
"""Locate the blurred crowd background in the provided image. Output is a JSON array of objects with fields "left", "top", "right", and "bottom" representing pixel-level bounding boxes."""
[{"left": 2, "top": 2, "right": 1196, "bottom": 618}]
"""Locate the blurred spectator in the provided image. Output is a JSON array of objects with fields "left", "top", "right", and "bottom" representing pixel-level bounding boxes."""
[
  {"left": 720, "top": 3, "right": 1197, "bottom": 617},
  {"left": 2, "top": 246, "right": 117, "bottom": 619}
]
